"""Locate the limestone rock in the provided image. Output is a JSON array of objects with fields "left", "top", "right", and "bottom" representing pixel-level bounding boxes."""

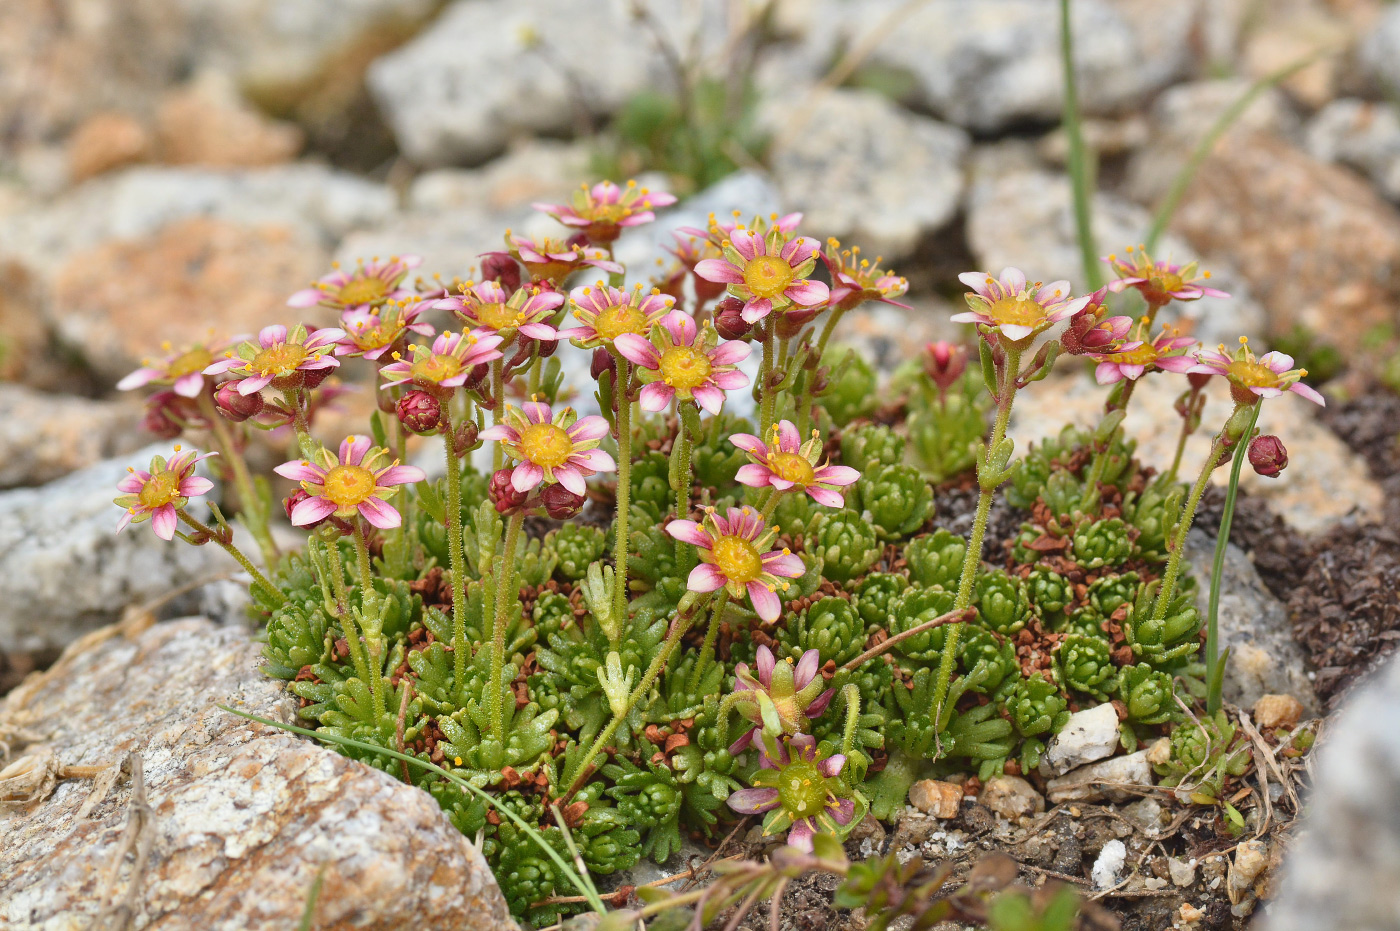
[
  {"left": 1166, "top": 132, "right": 1400, "bottom": 346},
  {"left": 1252, "top": 694, "right": 1305, "bottom": 729},
  {"left": 1046, "top": 750, "right": 1153, "bottom": 804},
  {"left": 1268, "top": 654, "right": 1400, "bottom": 931},
  {"left": 68, "top": 113, "right": 153, "bottom": 183},
  {"left": 1092, "top": 839, "right": 1127, "bottom": 890},
  {"left": 978, "top": 775, "right": 1045, "bottom": 821},
  {"left": 908, "top": 779, "right": 963, "bottom": 818},
  {"left": 0, "top": 444, "right": 233, "bottom": 655},
  {"left": 1305, "top": 98, "right": 1400, "bottom": 203},
  {"left": 1168, "top": 856, "right": 1197, "bottom": 888},
  {"left": 1039, "top": 702, "right": 1121, "bottom": 777},
  {"left": 764, "top": 88, "right": 967, "bottom": 259},
  {"left": 1186, "top": 529, "right": 1319, "bottom": 714},
  {"left": 155, "top": 75, "right": 304, "bottom": 168},
  {"left": 0, "top": 385, "right": 145, "bottom": 489},
  {"left": 0, "top": 617, "right": 514, "bottom": 930},
  {"left": 1357, "top": 3, "right": 1400, "bottom": 100}
]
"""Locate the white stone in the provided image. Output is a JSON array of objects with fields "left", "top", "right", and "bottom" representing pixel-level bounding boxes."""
[
  {"left": 1046, "top": 750, "right": 1153, "bottom": 804},
  {"left": 979, "top": 775, "right": 1045, "bottom": 821},
  {"left": 1039, "top": 702, "right": 1121, "bottom": 776},
  {"left": 1305, "top": 98, "right": 1400, "bottom": 203},
  {"left": 1169, "top": 857, "right": 1197, "bottom": 888},
  {"left": 1092, "top": 839, "right": 1127, "bottom": 890}
]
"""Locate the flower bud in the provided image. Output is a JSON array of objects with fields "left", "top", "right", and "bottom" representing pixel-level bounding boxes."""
[
  {"left": 463, "top": 362, "right": 490, "bottom": 392},
  {"left": 142, "top": 390, "right": 197, "bottom": 439},
  {"left": 396, "top": 389, "right": 443, "bottom": 435},
  {"left": 214, "top": 381, "right": 265, "bottom": 422},
  {"left": 1248, "top": 435, "right": 1288, "bottom": 478},
  {"left": 141, "top": 401, "right": 184, "bottom": 440},
  {"left": 714, "top": 297, "right": 751, "bottom": 341},
  {"left": 693, "top": 269, "right": 727, "bottom": 303},
  {"left": 453, "top": 419, "right": 480, "bottom": 458},
  {"left": 541, "top": 483, "right": 586, "bottom": 520},
  {"left": 922, "top": 341, "right": 967, "bottom": 391},
  {"left": 481, "top": 252, "right": 522, "bottom": 292},
  {"left": 775, "top": 305, "right": 822, "bottom": 340},
  {"left": 1187, "top": 371, "right": 1213, "bottom": 391},
  {"left": 490, "top": 467, "right": 529, "bottom": 514},
  {"left": 591, "top": 347, "right": 616, "bottom": 381},
  {"left": 300, "top": 366, "right": 333, "bottom": 390}
]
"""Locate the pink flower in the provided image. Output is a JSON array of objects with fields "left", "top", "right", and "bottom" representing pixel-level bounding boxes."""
[
  {"left": 534, "top": 179, "right": 677, "bottom": 243},
  {"left": 434, "top": 280, "right": 566, "bottom": 342},
  {"left": 203, "top": 324, "right": 344, "bottom": 396},
  {"left": 614, "top": 310, "right": 750, "bottom": 414},
  {"left": 378, "top": 329, "right": 506, "bottom": 393},
  {"left": 114, "top": 446, "right": 217, "bottom": 540},
  {"left": 486, "top": 233, "right": 623, "bottom": 284},
  {"left": 678, "top": 210, "right": 804, "bottom": 248},
  {"left": 479, "top": 401, "right": 616, "bottom": 495},
  {"left": 274, "top": 435, "right": 426, "bottom": 530},
  {"left": 821, "top": 238, "right": 910, "bottom": 311},
  {"left": 693, "top": 223, "right": 829, "bottom": 324},
  {"left": 335, "top": 299, "right": 435, "bottom": 360},
  {"left": 1060, "top": 289, "right": 1133, "bottom": 356},
  {"left": 1104, "top": 246, "right": 1228, "bottom": 305},
  {"left": 666, "top": 506, "right": 805, "bottom": 622},
  {"left": 953, "top": 268, "right": 1091, "bottom": 342},
  {"left": 287, "top": 255, "right": 422, "bottom": 311},
  {"left": 731, "top": 421, "right": 860, "bottom": 508},
  {"left": 118, "top": 339, "right": 225, "bottom": 398},
  {"left": 1192, "top": 339, "right": 1325, "bottom": 406},
  {"left": 561, "top": 282, "right": 674, "bottom": 347},
  {"left": 728, "top": 645, "right": 835, "bottom": 754},
  {"left": 726, "top": 734, "right": 854, "bottom": 852},
  {"left": 1086, "top": 326, "right": 1200, "bottom": 385}
]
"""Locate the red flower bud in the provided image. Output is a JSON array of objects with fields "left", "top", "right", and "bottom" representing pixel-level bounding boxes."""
[
  {"left": 481, "top": 252, "right": 523, "bottom": 292},
  {"left": 300, "top": 366, "right": 333, "bottom": 390},
  {"left": 775, "top": 306, "right": 822, "bottom": 340},
  {"left": 591, "top": 347, "right": 616, "bottom": 381},
  {"left": 142, "top": 390, "right": 200, "bottom": 439},
  {"left": 215, "top": 381, "right": 265, "bottom": 422},
  {"left": 396, "top": 389, "right": 443, "bottom": 435},
  {"left": 922, "top": 341, "right": 967, "bottom": 391},
  {"left": 714, "top": 297, "right": 751, "bottom": 341},
  {"left": 1248, "top": 434, "right": 1288, "bottom": 478},
  {"left": 541, "top": 483, "right": 586, "bottom": 520},
  {"left": 490, "top": 468, "right": 529, "bottom": 514}
]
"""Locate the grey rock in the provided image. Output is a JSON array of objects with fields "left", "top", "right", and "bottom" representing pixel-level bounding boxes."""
[
  {"left": 979, "top": 775, "right": 1045, "bottom": 821},
  {"left": 846, "top": 0, "right": 1195, "bottom": 133},
  {"left": 1168, "top": 856, "right": 1197, "bottom": 887},
  {"left": 0, "top": 444, "right": 234, "bottom": 654},
  {"left": 0, "top": 385, "right": 145, "bottom": 489},
  {"left": 1266, "top": 654, "right": 1400, "bottom": 931},
  {"left": 1358, "top": 4, "right": 1400, "bottom": 98},
  {"left": 1046, "top": 750, "right": 1153, "bottom": 803},
  {"left": 1039, "top": 702, "right": 1120, "bottom": 777},
  {"left": 1305, "top": 98, "right": 1400, "bottom": 203},
  {"left": 369, "top": 0, "right": 716, "bottom": 165},
  {"left": 612, "top": 170, "right": 783, "bottom": 275},
  {"left": 1185, "top": 528, "right": 1318, "bottom": 715},
  {"left": 763, "top": 88, "right": 967, "bottom": 259},
  {"left": 0, "top": 617, "right": 515, "bottom": 930},
  {"left": 964, "top": 156, "right": 1265, "bottom": 349},
  {"left": 1121, "top": 797, "right": 1165, "bottom": 836}
]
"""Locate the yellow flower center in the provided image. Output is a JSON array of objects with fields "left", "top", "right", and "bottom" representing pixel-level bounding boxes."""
[
  {"left": 250, "top": 343, "right": 308, "bottom": 376},
  {"left": 986, "top": 296, "right": 1046, "bottom": 326},
  {"left": 351, "top": 321, "right": 392, "bottom": 349},
  {"left": 743, "top": 255, "right": 795, "bottom": 299},
  {"left": 777, "top": 760, "right": 827, "bottom": 816},
  {"left": 519, "top": 422, "right": 574, "bottom": 468},
  {"left": 137, "top": 471, "right": 182, "bottom": 509},
  {"left": 1106, "top": 344, "right": 1158, "bottom": 366},
  {"left": 658, "top": 346, "right": 712, "bottom": 390},
  {"left": 1227, "top": 360, "right": 1280, "bottom": 389},
  {"left": 711, "top": 534, "right": 763, "bottom": 584},
  {"left": 471, "top": 301, "right": 520, "bottom": 331},
  {"left": 769, "top": 452, "right": 815, "bottom": 486},
  {"left": 412, "top": 353, "right": 463, "bottom": 384},
  {"left": 1151, "top": 271, "right": 1185, "bottom": 293},
  {"left": 592, "top": 203, "right": 628, "bottom": 223},
  {"left": 337, "top": 277, "right": 389, "bottom": 306},
  {"left": 168, "top": 348, "right": 213, "bottom": 378},
  {"left": 320, "top": 464, "right": 377, "bottom": 507},
  {"left": 593, "top": 305, "right": 648, "bottom": 340}
]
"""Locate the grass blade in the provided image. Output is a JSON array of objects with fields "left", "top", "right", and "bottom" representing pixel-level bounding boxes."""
[{"left": 1060, "top": 0, "right": 1102, "bottom": 290}]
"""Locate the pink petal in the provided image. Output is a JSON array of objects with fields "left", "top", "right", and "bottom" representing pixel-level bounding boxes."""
[
  {"left": 237, "top": 374, "right": 273, "bottom": 396},
  {"left": 339, "top": 435, "right": 371, "bottom": 466},
  {"left": 376, "top": 465, "right": 427, "bottom": 486},
  {"left": 949, "top": 311, "right": 989, "bottom": 325},
  {"left": 687, "top": 562, "right": 728, "bottom": 593},
  {"left": 287, "top": 288, "right": 324, "bottom": 308},
  {"left": 785, "top": 820, "right": 815, "bottom": 852},
  {"left": 178, "top": 477, "right": 214, "bottom": 497},
  {"left": 554, "top": 465, "right": 586, "bottom": 496},
  {"left": 151, "top": 505, "right": 179, "bottom": 540},
  {"left": 1289, "top": 382, "right": 1325, "bottom": 406},
  {"left": 816, "top": 752, "right": 846, "bottom": 780},
  {"left": 522, "top": 400, "right": 552, "bottom": 424},
  {"left": 691, "top": 384, "right": 725, "bottom": 414},
  {"left": 729, "top": 433, "right": 767, "bottom": 456},
  {"left": 511, "top": 461, "right": 544, "bottom": 493},
  {"left": 638, "top": 382, "right": 675, "bottom": 412},
  {"left": 762, "top": 552, "right": 805, "bottom": 578},
  {"left": 756, "top": 645, "right": 776, "bottom": 683},
  {"left": 806, "top": 485, "right": 845, "bottom": 508},
  {"left": 729, "top": 229, "right": 761, "bottom": 262},
  {"left": 660, "top": 309, "right": 697, "bottom": 345},
  {"left": 614, "top": 333, "right": 661, "bottom": 368},
  {"left": 775, "top": 421, "right": 800, "bottom": 451},
  {"left": 711, "top": 340, "right": 751, "bottom": 365},
  {"left": 998, "top": 324, "right": 1035, "bottom": 342},
  {"left": 567, "top": 415, "right": 611, "bottom": 442},
  {"left": 813, "top": 465, "right": 859, "bottom": 486},
  {"left": 783, "top": 278, "right": 829, "bottom": 306},
  {"left": 667, "top": 520, "right": 713, "bottom": 548},
  {"left": 117, "top": 474, "right": 145, "bottom": 493},
  {"left": 727, "top": 787, "right": 780, "bottom": 815},
  {"left": 517, "top": 322, "right": 559, "bottom": 340},
  {"left": 693, "top": 258, "right": 744, "bottom": 284},
  {"left": 735, "top": 463, "right": 774, "bottom": 488},
  {"left": 116, "top": 368, "right": 160, "bottom": 391},
  {"left": 958, "top": 271, "right": 994, "bottom": 298},
  {"left": 1094, "top": 362, "right": 1125, "bottom": 386},
  {"left": 711, "top": 369, "right": 750, "bottom": 390},
  {"left": 358, "top": 497, "right": 402, "bottom": 529},
  {"left": 291, "top": 495, "right": 337, "bottom": 526},
  {"left": 806, "top": 688, "right": 835, "bottom": 719},
  {"left": 794, "top": 650, "right": 819, "bottom": 689},
  {"left": 1119, "top": 363, "right": 1147, "bottom": 380},
  {"left": 571, "top": 448, "right": 616, "bottom": 473},
  {"left": 740, "top": 298, "right": 772, "bottom": 323},
  {"left": 1259, "top": 351, "right": 1295, "bottom": 372},
  {"left": 478, "top": 425, "right": 517, "bottom": 442},
  {"left": 828, "top": 796, "right": 856, "bottom": 825},
  {"left": 115, "top": 509, "right": 135, "bottom": 534},
  {"left": 999, "top": 267, "right": 1027, "bottom": 294},
  {"left": 258, "top": 325, "right": 288, "bottom": 347},
  {"left": 747, "top": 582, "right": 781, "bottom": 622}
]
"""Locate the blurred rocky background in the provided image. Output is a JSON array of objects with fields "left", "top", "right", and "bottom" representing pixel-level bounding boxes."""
[{"left": 3, "top": 1, "right": 1400, "bottom": 927}]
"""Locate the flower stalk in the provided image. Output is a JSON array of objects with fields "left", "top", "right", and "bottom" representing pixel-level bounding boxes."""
[{"left": 1206, "top": 401, "right": 1261, "bottom": 714}]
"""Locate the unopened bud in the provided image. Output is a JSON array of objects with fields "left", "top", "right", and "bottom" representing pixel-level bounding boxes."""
[
  {"left": 215, "top": 381, "right": 264, "bottom": 422},
  {"left": 463, "top": 362, "right": 490, "bottom": 392},
  {"left": 713, "top": 297, "right": 751, "bottom": 341},
  {"left": 490, "top": 468, "right": 529, "bottom": 514},
  {"left": 1187, "top": 371, "right": 1213, "bottom": 391},
  {"left": 922, "top": 341, "right": 967, "bottom": 391},
  {"left": 775, "top": 306, "right": 822, "bottom": 339},
  {"left": 300, "top": 366, "right": 333, "bottom": 390},
  {"left": 453, "top": 420, "right": 480, "bottom": 457},
  {"left": 142, "top": 390, "right": 196, "bottom": 439},
  {"left": 396, "top": 390, "right": 443, "bottom": 435},
  {"left": 693, "top": 268, "right": 726, "bottom": 302},
  {"left": 481, "top": 252, "right": 522, "bottom": 292},
  {"left": 542, "top": 483, "right": 586, "bottom": 519},
  {"left": 1248, "top": 434, "right": 1288, "bottom": 478},
  {"left": 591, "top": 347, "right": 616, "bottom": 381}
]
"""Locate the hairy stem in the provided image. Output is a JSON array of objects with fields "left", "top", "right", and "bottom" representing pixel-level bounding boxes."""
[
  {"left": 443, "top": 410, "right": 470, "bottom": 688},
  {"left": 176, "top": 509, "right": 283, "bottom": 604},
  {"left": 612, "top": 356, "right": 634, "bottom": 622},
  {"left": 351, "top": 523, "right": 387, "bottom": 720},
  {"left": 491, "top": 359, "right": 505, "bottom": 472},
  {"left": 688, "top": 591, "right": 730, "bottom": 694},
  {"left": 758, "top": 324, "right": 777, "bottom": 436},
  {"left": 1153, "top": 422, "right": 1238, "bottom": 623},
  {"left": 1206, "top": 402, "right": 1260, "bottom": 714},
  {"left": 490, "top": 509, "right": 525, "bottom": 740},
  {"left": 839, "top": 683, "right": 861, "bottom": 760},
  {"left": 196, "top": 392, "right": 279, "bottom": 567}
]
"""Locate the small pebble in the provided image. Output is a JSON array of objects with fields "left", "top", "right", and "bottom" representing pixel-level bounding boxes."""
[
  {"left": 1229, "top": 839, "right": 1269, "bottom": 904},
  {"left": 1091, "top": 839, "right": 1127, "bottom": 890},
  {"left": 979, "top": 775, "right": 1045, "bottom": 821},
  {"left": 1179, "top": 902, "right": 1204, "bottom": 922},
  {"left": 908, "top": 779, "right": 963, "bottom": 818},
  {"left": 1168, "top": 856, "right": 1197, "bottom": 887},
  {"left": 1145, "top": 736, "right": 1173, "bottom": 765},
  {"left": 1253, "top": 693, "right": 1304, "bottom": 729}
]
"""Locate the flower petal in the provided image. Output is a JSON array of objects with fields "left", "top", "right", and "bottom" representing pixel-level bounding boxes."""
[
  {"left": 727, "top": 787, "right": 780, "bottom": 815},
  {"left": 813, "top": 465, "right": 860, "bottom": 487},
  {"left": 150, "top": 505, "right": 178, "bottom": 540},
  {"left": 567, "top": 415, "right": 611, "bottom": 442},
  {"left": 735, "top": 463, "right": 774, "bottom": 488},
  {"left": 747, "top": 582, "right": 781, "bottom": 623},
  {"left": 693, "top": 258, "right": 744, "bottom": 284},
  {"left": 783, "top": 278, "right": 829, "bottom": 306},
  {"left": 554, "top": 465, "right": 586, "bottom": 496},
  {"left": 687, "top": 562, "right": 728, "bottom": 593},
  {"left": 691, "top": 384, "right": 725, "bottom": 415},
  {"left": 511, "top": 461, "right": 545, "bottom": 493},
  {"left": 806, "top": 485, "right": 845, "bottom": 508},
  {"left": 358, "top": 497, "right": 402, "bottom": 529},
  {"left": 291, "top": 495, "right": 337, "bottom": 526},
  {"left": 614, "top": 333, "right": 661, "bottom": 368},
  {"left": 1289, "top": 381, "right": 1326, "bottom": 406},
  {"left": 638, "top": 381, "right": 675, "bottom": 412}
]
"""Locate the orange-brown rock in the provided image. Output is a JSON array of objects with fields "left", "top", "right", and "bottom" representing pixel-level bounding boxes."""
[
  {"left": 68, "top": 112, "right": 152, "bottom": 182},
  {"left": 156, "top": 82, "right": 303, "bottom": 168}
]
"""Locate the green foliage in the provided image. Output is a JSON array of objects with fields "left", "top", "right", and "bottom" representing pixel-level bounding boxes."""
[
  {"left": 904, "top": 528, "right": 966, "bottom": 590},
  {"left": 888, "top": 587, "right": 958, "bottom": 664},
  {"left": 1072, "top": 517, "right": 1133, "bottom": 569},
  {"left": 808, "top": 508, "right": 881, "bottom": 583},
  {"left": 821, "top": 348, "right": 879, "bottom": 427},
  {"left": 550, "top": 523, "right": 608, "bottom": 581},
  {"left": 904, "top": 368, "right": 990, "bottom": 483},
  {"left": 839, "top": 423, "right": 905, "bottom": 473},
  {"left": 857, "top": 463, "right": 934, "bottom": 539},
  {"left": 1118, "top": 663, "right": 1179, "bottom": 725},
  {"left": 777, "top": 596, "right": 865, "bottom": 668},
  {"left": 975, "top": 570, "right": 1031, "bottom": 637},
  {"left": 851, "top": 571, "right": 908, "bottom": 629},
  {"left": 1007, "top": 674, "right": 1070, "bottom": 738},
  {"left": 1153, "top": 710, "right": 1251, "bottom": 802},
  {"left": 1054, "top": 634, "right": 1117, "bottom": 701}
]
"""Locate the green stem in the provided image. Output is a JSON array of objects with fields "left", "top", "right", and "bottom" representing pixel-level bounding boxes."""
[
  {"left": 563, "top": 598, "right": 705, "bottom": 800},
  {"left": 688, "top": 591, "right": 730, "bottom": 694},
  {"left": 930, "top": 344, "right": 1022, "bottom": 734},
  {"left": 351, "top": 524, "right": 387, "bottom": 721},
  {"left": 1153, "top": 421, "right": 1239, "bottom": 623},
  {"left": 176, "top": 509, "right": 283, "bottom": 605},
  {"left": 491, "top": 359, "right": 505, "bottom": 472},
  {"left": 196, "top": 393, "right": 279, "bottom": 567},
  {"left": 797, "top": 305, "right": 850, "bottom": 436},
  {"left": 443, "top": 411, "right": 470, "bottom": 688},
  {"left": 758, "top": 325, "right": 777, "bottom": 436},
  {"left": 283, "top": 389, "right": 319, "bottom": 461},
  {"left": 1060, "top": 0, "right": 1101, "bottom": 290},
  {"left": 1166, "top": 388, "right": 1200, "bottom": 484},
  {"left": 612, "top": 356, "right": 633, "bottom": 623},
  {"left": 490, "top": 510, "right": 525, "bottom": 739},
  {"left": 1205, "top": 402, "right": 1261, "bottom": 714},
  {"left": 839, "top": 683, "right": 861, "bottom": 760},
  {"left": 319, "top": 534, "right": 352, "bottom": 616}
]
